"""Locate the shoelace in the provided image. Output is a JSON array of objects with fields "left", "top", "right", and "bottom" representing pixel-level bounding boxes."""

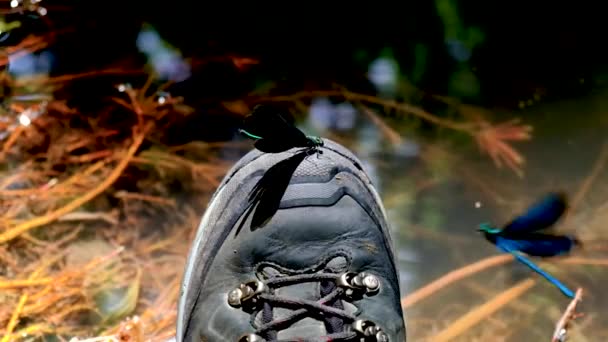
[{"left": 228, "top": 272, "right": 389, "bottom": 342}]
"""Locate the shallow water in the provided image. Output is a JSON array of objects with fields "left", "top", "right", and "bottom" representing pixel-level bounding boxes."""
[{"left": 356, "top": 91, "right": 608, "bottom": 341}]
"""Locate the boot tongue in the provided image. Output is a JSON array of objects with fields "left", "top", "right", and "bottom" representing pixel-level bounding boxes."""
[
  {"left": 257, "top": 266, "right": 325, "bottom": 339},
  {"left": 256, "top": 257, "right": 354, "bottom": 340}
]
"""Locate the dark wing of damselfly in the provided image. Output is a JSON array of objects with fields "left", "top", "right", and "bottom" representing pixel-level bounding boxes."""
[
  {"left": 235, "top": 150, "right": 310, "bottom": 234},
  {"left": 494, "top": 233, "right": 578, "bottom": 257},
  {"left": 500, "top": 192, "right": 568, "bottom": 235},
  {"left": 241, "top": 105, "right": 311, "bottom": 153}
]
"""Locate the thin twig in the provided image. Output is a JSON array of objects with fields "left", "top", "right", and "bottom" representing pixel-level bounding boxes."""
[
  {"left": 463, "top": 281, "right": 536, "bottom": 314},
  {"left": 400, "top": 255, "right": 607, "bottom": 310},
  {"left": 357, "top": 104, "right": 403, "bottom": 146},
  {"left": 0, "top": 160, "right": 111, "bottom": 197},
  {"left": 257, "top": 90, "right": 474, "bottom": 132},
  {"left": 566, "top": 140, "right": 608, "bottom": 221},
  {"left": 431, "top": 278, "right": 536, "bottom": 342},
  {"left": 0, "top": 277, "right": 53, "bottom": 289},
  {"left": 58, "top": 211, "right": 118, "bottom": 225},
  {"left": 1, "top": 35, "right": 51, "bottom": 67},
  {"left": 114, "top": 191, "right": 176, "bottom": 207},
  {"left": 558, "top": 257, "right": 608, "bottom": 266},
  {"left": 1, "top": 293, "right": 29, "bottom": 342},
  {"left": 552, "top": 288, "right": 583, "bottom": 342},
  {"left": 44, "top": 69, "right": 145, "bottom": 84},
  {"left": 64, "top": 150, "right": 113, "bottom": 163},
  {"left": 0, "top": 125, "right": 25, "bottom": 161},
  {"left": 400, "top": 254, "right": 514, "bottom": 308},
  {"left": 11, "top": 324, "right": 54, "bottom": 339},
  {"left": 68, "top": 336, "right": 118, "bottom": 342}
]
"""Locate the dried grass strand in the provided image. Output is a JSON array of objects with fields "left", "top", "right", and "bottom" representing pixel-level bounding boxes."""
[
  {"left": 431, "top": 278, "right": 536, "bottom": 342},
  {"left": 0, "top": 129, "right": 148, "bottom": 244},
  {"left": 1, "top": 293, "right": 28, "bottom": 342},
  {"left": 566, "top": 140, "right": 608, "bottom": 221},
  {"left": 552, "top": 288, "right": 583, "bottom": 342},
  {"left": 401, "top": 254, "right": 514, "bottom": 308}
]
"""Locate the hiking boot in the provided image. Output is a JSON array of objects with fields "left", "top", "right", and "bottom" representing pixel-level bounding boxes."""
[{"left": 177, "top": 139, "right": 406, "bottom": 341}]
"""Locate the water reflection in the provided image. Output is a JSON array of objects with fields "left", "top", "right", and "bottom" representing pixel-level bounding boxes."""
[
  {"left": 364, "top": 93, "right": 608, "bottom": 341},
  {"left": 136, "top": 24, "right": 191, "bottom": 82},
  {"left": 8, "top": 50, "right": 53, "bottom": 76},
  {"left": 367, "top": 57, "right": 399, "bottom": 94},
  {"left": 308, "top": 97, "right": 356, "bottom": 131}
]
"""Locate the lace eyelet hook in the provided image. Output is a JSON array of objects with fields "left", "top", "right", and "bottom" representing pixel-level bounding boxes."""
[
  {"left": 228, "top": 279, "right": 266, "bottom": 307},
  {"left": 238, "top": 333, "right": 266, "bottom": 342},
  {"left": 337, "top": 272, "right": 359, "bottom": 289},
  {"left": 337, "top": 271, "right": 381, "bottom": 296},
  {"left": 353, "top": 320, "right": 389, "bottom": 341}
]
